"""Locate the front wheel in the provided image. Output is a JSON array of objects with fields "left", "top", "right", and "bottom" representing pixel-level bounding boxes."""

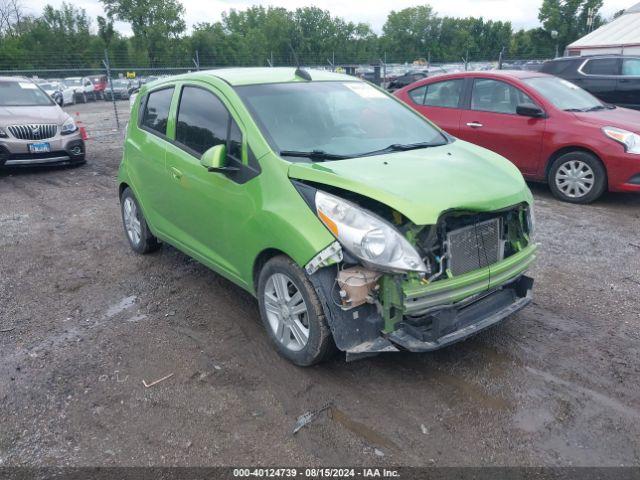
[
  {"left": 120, "top": 187, "right": 160, "bottom": 254},
  {"left": 548, "top": 151, "right": 607, "bottom": 204},
  {"left": 257, "top": 256, "right": 335, "bottom": 366}
]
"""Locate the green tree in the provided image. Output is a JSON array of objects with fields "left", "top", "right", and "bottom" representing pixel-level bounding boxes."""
[
  {"left": 539, "top": 0, "right": 604, "bottom": 53},
  {"left": 101, "top": 0, "right": 186, "bottom": 66},
  {"left": 381, "top": 5, "right": 439, "bottom": 61},
  {"left": 97, "top": 13, "right": 115, "bottom": 48}
]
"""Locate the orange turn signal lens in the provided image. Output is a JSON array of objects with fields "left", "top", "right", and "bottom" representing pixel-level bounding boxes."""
[{"left": 318, "top": 210, "right": 339, "bottom": 237}]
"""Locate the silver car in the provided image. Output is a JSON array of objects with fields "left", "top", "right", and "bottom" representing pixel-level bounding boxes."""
[{"left": 0, "top": 77, "right": 85, "bottom": 167}]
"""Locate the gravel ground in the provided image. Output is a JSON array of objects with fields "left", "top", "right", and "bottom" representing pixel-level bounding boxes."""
[{"left": 1, "top": 100, "right": 639, "bottom": 467}]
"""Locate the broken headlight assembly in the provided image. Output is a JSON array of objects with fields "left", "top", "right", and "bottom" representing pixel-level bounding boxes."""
[
  {"left": 314, "top": 190, "right": 428, "bottom": 274},
  {"left": 525, "top": 205, "right": 536, "bottom": 238}
]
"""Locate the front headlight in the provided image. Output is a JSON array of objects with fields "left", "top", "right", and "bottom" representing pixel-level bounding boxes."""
[
  {"left": 0, "top": 127, "right": 7, "bottom": 138},
  {"left": 315, "top": 190, "right": 427, "bottom": 273},
  {"left": 602, "top": 126, "right": 640, "bottom": 155},
  {"left": 61, "top": 116, "right": 77, "bottom": 135}
]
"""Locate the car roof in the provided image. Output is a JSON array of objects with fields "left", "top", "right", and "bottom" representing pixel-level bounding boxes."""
[
  {"left": 0, "top": 76, "right": 29, "bottom": 82},
  {"left": 163, "top": 67, "right": 358, "bottom": 86},
  {"left": 424, "top": 70, "right": 551, "bottom": 81}
]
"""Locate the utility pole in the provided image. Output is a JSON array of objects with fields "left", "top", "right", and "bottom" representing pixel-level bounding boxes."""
[
  {"left": 192, "top": 50, "right": 200, "bottom": 71},
  {"left": 102, "top": 49, "right": 120, "bottom": 130}
]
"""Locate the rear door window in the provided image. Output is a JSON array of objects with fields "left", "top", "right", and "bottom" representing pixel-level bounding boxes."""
[
  {"left": 408, "top": 80, "right": 463, "bottom": 108},
  {"left": 622, "top": 58, "right": 640, "bottom": 76},
  {"left": 141, "top": 87, "right": 174, "bottom": 136},
  {"left": 471, "top": 79, "right": 534, "bottom": 114},
  {"left": 424, "top": 79, "right": 464, "bottom": 108},
  {"left": 408, "top": 85, "right": 427, "bottom": 104},
  {"left": 582, "top": 58, "right": 620, "bottom": 75}
]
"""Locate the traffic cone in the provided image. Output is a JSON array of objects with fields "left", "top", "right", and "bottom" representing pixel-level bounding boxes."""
[{"left": 75, "top": 112, "right": 89, "bottom": 140}]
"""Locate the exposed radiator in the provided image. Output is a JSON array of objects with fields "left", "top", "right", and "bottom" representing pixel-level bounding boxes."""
[{"left": 446, "top": 218, "right": 504, "bottom": 276}]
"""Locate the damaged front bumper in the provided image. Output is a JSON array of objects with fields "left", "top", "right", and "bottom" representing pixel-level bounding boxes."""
[{"left": 309, "top": 244, "right": 537, "bottom": 360}]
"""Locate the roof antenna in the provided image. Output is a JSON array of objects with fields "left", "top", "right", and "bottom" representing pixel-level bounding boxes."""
[{"left": 289, "top": 43, "right": 312, "bottom": 81}]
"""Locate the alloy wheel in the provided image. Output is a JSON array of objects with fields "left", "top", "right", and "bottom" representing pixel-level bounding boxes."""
[
  {"left": 263, "top": 273, "right": 309, "bottom": 352},
  {"left": 555, "top": 160, "right": 595, "bottom": 199},
  {"left": 123, "top": 197, "right": 142, "bottom": 246}
]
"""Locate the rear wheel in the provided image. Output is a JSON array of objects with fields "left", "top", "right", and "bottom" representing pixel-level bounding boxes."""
[
  {"left": 120, "top": 187, "right": 160, "bottom": 254},
  {"left": 548, "top": 151, "right": 606, "bottom": 204},
  {"left": 257, "top": 256, "right": 335, "bottom": 366}
]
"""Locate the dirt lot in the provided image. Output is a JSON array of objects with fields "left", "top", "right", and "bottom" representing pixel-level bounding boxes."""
[{"left": 1, "top": 100, "right": 639, "bottom": 467}]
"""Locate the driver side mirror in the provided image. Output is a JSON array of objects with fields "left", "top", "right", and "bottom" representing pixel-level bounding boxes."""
[
  {"left": 516, "top": 103, "right": 545, "bottom": 118},
  {"left": 200, "top": 144, "right": 238, "bottom": 173}
]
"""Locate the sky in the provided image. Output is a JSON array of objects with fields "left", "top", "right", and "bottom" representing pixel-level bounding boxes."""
[{"left": 24, "top": 0, "right": 636, "bottom": 36}]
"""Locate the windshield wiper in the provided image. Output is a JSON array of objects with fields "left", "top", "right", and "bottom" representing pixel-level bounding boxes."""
[
  {"left": 279, "top": 150, "right": 350, "bottom": 161},
  {"left": 354, "top": 141, "right": 443, "bottom": 158},
  {"left": 563, "top": 108, "right": 585, "bottom": 112},
  {"left": 584, "top": 105, "right": 607, "bottom": 112}
]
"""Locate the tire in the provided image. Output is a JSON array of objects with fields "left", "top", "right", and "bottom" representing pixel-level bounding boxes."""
[
  {"left": 120, "top": 187, "right": 161, "bottom": 254},
  {"left": 257, "top": 255, "right": 335, "bottom": 366},
  {"left": 548, "top": 151, "right": 607, "bottom": 204}
]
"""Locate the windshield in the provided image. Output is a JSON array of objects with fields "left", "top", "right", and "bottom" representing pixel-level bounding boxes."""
[
  {"left": 523, "top": 76, "right": 603, "bottom": 111},
  {"left": 39, "top": 83, "right": 56, "bottom": 90},
  {"left": 235, "top": 81, "right": 447, "bottom": 159},
  {"left": 0, "top": 81, "right": 54, "bottom": 106},
  {"left": 65, "top": 78, "right": 82, "bottom": 87},
  {"left": 112, "top": 80, "right": 128, "bottom": 88}
]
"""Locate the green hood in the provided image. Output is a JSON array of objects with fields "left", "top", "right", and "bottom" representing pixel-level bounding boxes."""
[{"left": 288, "top": 140, "right": 533, "bottom": 225}]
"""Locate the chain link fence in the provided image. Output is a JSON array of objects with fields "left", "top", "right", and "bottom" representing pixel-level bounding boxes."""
[{"left": 0, "top": 50, "right": 552, "bottom": 135}]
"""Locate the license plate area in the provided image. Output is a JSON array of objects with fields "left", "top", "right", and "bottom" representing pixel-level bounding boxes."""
[{"left": 28, "top": 142, "right": 51, "bottom": 153}]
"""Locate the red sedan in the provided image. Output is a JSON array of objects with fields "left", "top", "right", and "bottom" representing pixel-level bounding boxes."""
[{"left": 394, "top": 71, "right": 640, "bottom": 203}]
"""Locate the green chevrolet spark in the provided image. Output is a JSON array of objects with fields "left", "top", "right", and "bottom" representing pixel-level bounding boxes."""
[{"left": 118, "top": 67, "right": 537, "bottom": 366}]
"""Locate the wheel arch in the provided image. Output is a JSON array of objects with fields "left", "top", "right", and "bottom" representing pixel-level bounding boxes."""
[
  {"left": 545, "top": 146, "right": 607, "bottom": 182},
  {"left": 252, "top": 248, "right": 289, "bottom": 295},
  {"left": 118, "top": 181, "right": 130, "bottom": 199}
]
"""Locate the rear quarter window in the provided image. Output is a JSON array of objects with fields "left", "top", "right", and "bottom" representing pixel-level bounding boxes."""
[{"left": 541, "top": 60, "right": 578, "bottom": 75}]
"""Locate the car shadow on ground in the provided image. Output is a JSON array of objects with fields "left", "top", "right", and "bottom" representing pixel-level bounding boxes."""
[
  {"left": 0, "top": 162, "right": 85, "bottom": 177},
  {"left": 527, "top": 181, "right": 640, "bottom": 208}
]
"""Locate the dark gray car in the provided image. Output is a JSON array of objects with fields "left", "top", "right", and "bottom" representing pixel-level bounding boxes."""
[
  {"left": 103, "top": 79, "right": 131, "bottom": 100},
  {"left": 541, "top": 55, "right": 640, "bottom": 110},
  {"left": 0, "top": 77, "right": 85, "bottom": 167}
]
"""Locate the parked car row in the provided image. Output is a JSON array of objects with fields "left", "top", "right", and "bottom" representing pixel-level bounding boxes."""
[
  {"left": 5, "top": 65, "right": 639, "bottom": 366},
  {"left": 33, "top": 76, "right": 139, "bottom": 105}
]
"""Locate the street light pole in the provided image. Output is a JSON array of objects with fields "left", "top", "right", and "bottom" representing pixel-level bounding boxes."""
[{"left": 551, "top": 30, "right": 559, "bottom": 58}]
